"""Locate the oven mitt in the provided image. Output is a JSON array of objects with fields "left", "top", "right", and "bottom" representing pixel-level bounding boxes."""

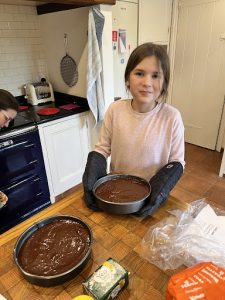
[
  {"left": 82, "top": 151, "right": 107, "bottom": 211},
  {"left": 134, "top": 161, "right": 183, "bottom": 218}
]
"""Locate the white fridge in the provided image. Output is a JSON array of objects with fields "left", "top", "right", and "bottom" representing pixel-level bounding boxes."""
[{"left": 112, "top": 0, "right": 138, "bottom": 100}]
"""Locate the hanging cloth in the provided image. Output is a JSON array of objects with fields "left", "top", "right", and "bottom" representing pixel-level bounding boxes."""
[{"left": 87, "top": 6, "right": 105, "bottom": 124}]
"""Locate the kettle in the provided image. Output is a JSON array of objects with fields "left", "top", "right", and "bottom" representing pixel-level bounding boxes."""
[{"left": 24, "top": 78, "right": 55, "bottom": 106}]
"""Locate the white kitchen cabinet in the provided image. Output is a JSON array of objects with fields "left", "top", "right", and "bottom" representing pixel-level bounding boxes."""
[
  {"left": 138, "top": 0, "right": 172, "bottom": 45},
  {"left": 38, "top": 113, "right": 90, "bottom": 202}
]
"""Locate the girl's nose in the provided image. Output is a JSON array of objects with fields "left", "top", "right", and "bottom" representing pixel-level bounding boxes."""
[{"left": 142, "top": 75, "right": 152, "bottom": 86}]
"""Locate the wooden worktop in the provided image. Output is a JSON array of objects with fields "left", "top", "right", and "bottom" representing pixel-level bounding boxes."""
[{"left": 0, "top": 186, "right": 188, "bottom": 300}]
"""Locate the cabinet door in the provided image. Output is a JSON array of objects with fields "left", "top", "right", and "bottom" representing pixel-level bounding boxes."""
[
  {"left": 43, "top": 116, "right": 89, "bottom": 196},
  {"left": 139, "top": 0, "right": 172, "bottom": 45}
]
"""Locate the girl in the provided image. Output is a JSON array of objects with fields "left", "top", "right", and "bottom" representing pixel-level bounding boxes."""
[{"left": 83, "top": 43, "right": 185, "bottom": 217}]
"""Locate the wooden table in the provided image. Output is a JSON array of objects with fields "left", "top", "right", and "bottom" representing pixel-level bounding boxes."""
[{"left": 0, "top": 186, "right": 188, "bottom": 300}]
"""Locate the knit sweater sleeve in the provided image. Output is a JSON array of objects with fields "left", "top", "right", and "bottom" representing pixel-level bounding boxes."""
[{"left": 94, "top": 103, "right": 113, "bottom": 159}]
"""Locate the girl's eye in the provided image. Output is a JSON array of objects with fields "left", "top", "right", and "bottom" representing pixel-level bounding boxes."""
[
  {"left": 152, "top": 73, "right": 162, "bottom": 79},
  {"left": 135, "top": 71, "right": 144, "bottom": 76}
]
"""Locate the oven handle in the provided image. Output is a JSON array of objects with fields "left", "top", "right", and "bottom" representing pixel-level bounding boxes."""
[
  {"left": 35, "top": 192, "right": 43, "bottom": 197},
  {"left": 0, "top": 125, "right": 37, "bottom": 139},
  {"left": 0, "top": 140, "right": 27, "bottom": 150},
  {"left": 3, "top": 176, "right": 41, "bottom": 191},
  {"left": 33, "top": 177, "right": 41, "bottom": 182},
  {"left": 28, "top": 160, "right": 38, "bottom": 165},
  {"left": 24, "top": 143, "right": 36, "bottom": 148},
  {"left": 0, "top": 140, "right": 36, "bottom": 151}
]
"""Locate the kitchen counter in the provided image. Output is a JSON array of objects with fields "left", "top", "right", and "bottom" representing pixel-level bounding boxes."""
[
  {"left": 0, "top": 186, "right": 189, "bottom": 300},
  {"left": 18, "top": 92, "right": 90, "bottom": 125}
]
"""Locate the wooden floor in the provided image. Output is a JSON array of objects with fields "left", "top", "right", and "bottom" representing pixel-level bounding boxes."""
[{"left": 170, "top": 143, "right": 225, "bottom": 209}]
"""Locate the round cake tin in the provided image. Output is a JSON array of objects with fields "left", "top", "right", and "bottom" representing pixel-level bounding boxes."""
[
  {"left": 14, "top": 215, "right": 93, "bottom": 287},
  {"left": 93, "top": 174, "right": 151, "bottom": 214}
]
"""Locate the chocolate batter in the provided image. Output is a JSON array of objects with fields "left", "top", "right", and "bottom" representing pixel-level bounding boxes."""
[
  {"left": 95, "top": 177, "right": 150, "bottom": 203},
  {"left": 18, "top": 219, "right": 91, "bottom": 276}
]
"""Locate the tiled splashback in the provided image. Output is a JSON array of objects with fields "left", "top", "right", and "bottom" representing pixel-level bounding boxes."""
[{"left": 0, "top": 4, "right": 48, "bottom": 96}]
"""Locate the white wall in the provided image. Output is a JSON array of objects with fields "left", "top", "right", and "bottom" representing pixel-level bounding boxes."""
[
  {"left": 39, "top": 7, "right": 89, "bottom": 98},
  {"left": 0, "top": 4, "right": 48, "bottom": 96}
]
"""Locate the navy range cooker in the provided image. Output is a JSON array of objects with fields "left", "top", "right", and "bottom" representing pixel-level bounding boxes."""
[
  {"left": 0, "top": 124, "right": 51, "bottom": 234},
  {"left": 0, "top": 111, "right": 61, "bottom": 234},
  {"left": 0, "top": 93, "right": 89, "bottom": 234}
]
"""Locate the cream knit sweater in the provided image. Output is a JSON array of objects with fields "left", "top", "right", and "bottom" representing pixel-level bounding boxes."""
[{"left": 95, "top": 99, "right": 185, "bottom": 181}]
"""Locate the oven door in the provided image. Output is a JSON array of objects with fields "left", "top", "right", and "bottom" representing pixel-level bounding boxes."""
[
  {"left": 0, "top": 125, "right": 51, "bottom": 234},
  {"left": 0, "top": 174, "right": 50, "bottom": 233},
  {"left": 0, "top": 130, "right": 38, "bottom": 187}
]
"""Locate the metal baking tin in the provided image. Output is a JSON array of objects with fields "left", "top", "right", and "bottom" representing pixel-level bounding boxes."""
[
  {"left": 13, "top": 215, "right": 93, "bottom": 287},
  {"left": 93, "top": 174, "right": 151, "bottom": 214}
]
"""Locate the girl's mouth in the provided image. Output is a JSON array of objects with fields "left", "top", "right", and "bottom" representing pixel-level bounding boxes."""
[{"left": 139, "top": 91, "right": 152, "bottom": 96}]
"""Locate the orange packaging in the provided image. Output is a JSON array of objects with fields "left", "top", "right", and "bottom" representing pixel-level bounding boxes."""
[{"left": 166, "top": 262, "right": 225, "bottom": 300}]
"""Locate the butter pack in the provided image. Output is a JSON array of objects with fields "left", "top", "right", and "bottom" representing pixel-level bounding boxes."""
[{"left": 83, "top": 258, "right": 129, "bottom": 300}]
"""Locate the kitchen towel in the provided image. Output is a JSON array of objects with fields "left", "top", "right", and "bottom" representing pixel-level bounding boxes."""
[{"left": 87, "top": 6, "right": 105, "bottom": 124}]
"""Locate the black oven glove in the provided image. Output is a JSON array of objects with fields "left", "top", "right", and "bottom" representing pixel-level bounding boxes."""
[
  {"left": 134, "top": 162, "right": 183, "bottom": 218},
  {"left": 82, "top": 151, "right": 107, "bottom": 211}
]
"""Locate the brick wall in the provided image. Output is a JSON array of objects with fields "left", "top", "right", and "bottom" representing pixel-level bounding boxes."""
[{"left": 0, "top": 4, "right": 48, "bottom": 96}]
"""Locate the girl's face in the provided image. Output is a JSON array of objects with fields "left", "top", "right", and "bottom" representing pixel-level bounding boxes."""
[
  {"left": 0, "top": 109, "right": 17, "bottom": 128},
  {"left": 127, "top": 55, "right": 164, "bottom": 112}
]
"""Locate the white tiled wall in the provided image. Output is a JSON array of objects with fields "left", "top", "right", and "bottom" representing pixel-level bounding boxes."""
[
  {"left": 39, "top": 7, "right": 89, "bottom": 98},
  {"left": 0, "top": 4, "right": 48, "bottom": 96}
]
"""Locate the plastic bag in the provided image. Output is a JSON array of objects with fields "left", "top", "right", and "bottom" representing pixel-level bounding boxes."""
[{"left": 141, "top": 199, "right": 225, "bottom": 271}]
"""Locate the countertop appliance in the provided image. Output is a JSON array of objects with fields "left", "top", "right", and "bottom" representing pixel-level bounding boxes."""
[
  {"left": 24, "top": 78, "right": 55, "bottom": 106},
  {"left": 0, "top": 125, "right": 51, "bottom": 234}
]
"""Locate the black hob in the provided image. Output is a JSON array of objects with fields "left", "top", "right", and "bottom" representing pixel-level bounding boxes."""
[
  {"left": 18, "top": 102, "right": 74, "bottom": 124},
  {"left": 19, "top": 94, "right": 89, "bottom": 125}
]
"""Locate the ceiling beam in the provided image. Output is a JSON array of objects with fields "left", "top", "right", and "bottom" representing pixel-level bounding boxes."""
[
  {"left": 32, "top": 0, "right": 116, "bottom": 14},
  {"left": 37, "top": 3, "right": 77, "bottom": 14},
  {"left": 29, "top": 0, "right": 116, "bottom": 5}
]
